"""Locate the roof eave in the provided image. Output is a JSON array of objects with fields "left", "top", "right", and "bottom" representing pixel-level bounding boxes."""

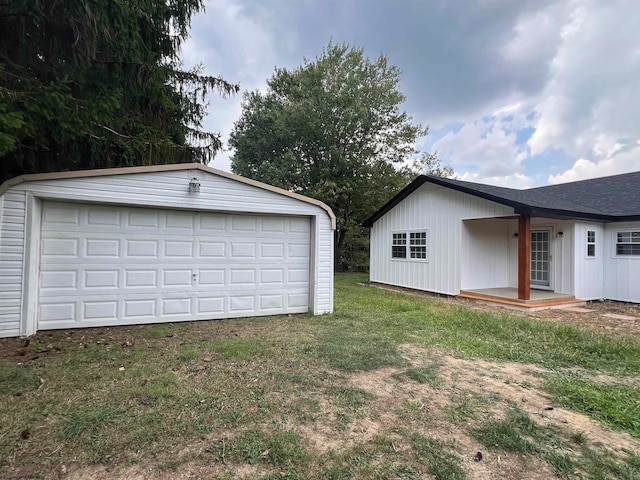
[{"left": 363, "top": 175, "right": 640, "bottom": 227}]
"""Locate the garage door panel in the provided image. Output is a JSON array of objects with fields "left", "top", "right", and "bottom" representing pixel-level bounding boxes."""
[
  {"left": 261, "top": 243, "right": 284, "bottom": 258},
  {"left": 40, "top": 270, "right": 78, "bottom": 290},
  {"left": 84, "top": 269, "right": 119, "bottom": 289},
  {"left": 199, "top": 241, "right": 226, "bottom": 257},
  {"left": 41, "top": 238, "right": 79, "bottom": 257},
  {"left": 230, "top": 268, "right": 256, "bottom": 286},
  {"left": 126, "top": 239, "right": 158, "bottom": 257},
  {"left": 198, "top": 269, "right": 225, "bottom": 285},
  {"left": 289, "top": 217, "right": 311, "bottom": 234},
  {"left": 42, "top": 203, "right": 80, "bottom": 226},
  {"left": 288, "top": 243, "right": 310, "bottom": 258},
  {"left": 87, "top": 208, "right": 121, "bottom": 227},
  {"left": 199, "top": 213, "right": 226, "bottom": 231},
  {"left": 260, "top": 268, "right": 284, "bottom": 285},
  {"left": 125, "top": 270, "right": 158, "bottom": 288},
  {"left": 124, "top": 299, "right": 157, "bottom": 318},
  {"left": 197, "top": 296, "right": 225, "bottom": 315},
  {"left": 231, "top": 216, "right": 257, "bottom": 232},
  {"left": 164, "top": 240, "right": 193, "bottom": 257},
  {"left": 260, "top": 294, "right": 284, "bottom": 310},
  {"left": 162, "top": 297, "right": 192, "bottom": 316},
  {"left": 40, "top": 302, "right": 76, "bottom": 323},
  {"left": 165, "top": 211, "right": 194, "bottom": 229},
  {"left": 86, "top": 238, "right": 120, "bottom": 258},
  {"left": 261, "top": 218, "right": 285, "bottom": 233},
  {"left": 230, "top": 243, "right": 256, "bottom": 258},
  {"left": 163, "top": 269, "right": 193, "bottom": 287},
  {"left": 288, "top": 268, "right": 309, "bottom": 283},
  {"left": 38, "top": 202, "right": 311, "bottom": 329},
  {"left": 128, "top": 210, "right": 160, "bottom": 228},
  {"left": 230, "top": 295, "right": 255, "bottom": 312},
  {"left": 84, "top": 301, "right": 118, "bottom": 320}
]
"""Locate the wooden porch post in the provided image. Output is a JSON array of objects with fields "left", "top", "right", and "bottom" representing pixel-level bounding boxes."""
[{"left": 518, "top": 214, "right": 531, "bottom": 300}]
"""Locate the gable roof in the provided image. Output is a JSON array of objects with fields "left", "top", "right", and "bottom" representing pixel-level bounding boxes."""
[
  {"left": 0, "top": 163, "right": 336, "bottom": 229},
  {"left": 363, "top": 171, "right": 640, "bottom": 227}
]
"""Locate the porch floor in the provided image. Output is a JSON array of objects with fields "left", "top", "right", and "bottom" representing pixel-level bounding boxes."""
[{"left": 459, "top": 288, "right": 586, "bottom": 310}]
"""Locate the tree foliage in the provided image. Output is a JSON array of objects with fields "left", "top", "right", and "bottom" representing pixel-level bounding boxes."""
[
  {"left": 230, "top": 43, "right": 452, "bottom": 270},
  {"left": 0, "top": 0, "right": 238, "bottom": 183}
]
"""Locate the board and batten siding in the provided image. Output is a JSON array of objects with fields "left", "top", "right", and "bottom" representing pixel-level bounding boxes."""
[
  {"left": 603, "top": 221, "right": 640, "bottom": 302},
  {"left": 573, "top": 221, "right": 604, "bottom": 300},
  {"left": 0, "top": 168, "right": 333, "bottom": 337},
  {"left": 369, "top": 182, "right": 515, "bottom": 295},
  {"left": 461, "top": 218, "right": 510, "bottom": 290}
]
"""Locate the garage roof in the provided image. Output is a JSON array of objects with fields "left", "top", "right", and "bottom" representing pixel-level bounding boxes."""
[
  {"left": 363, "top": 171, "right": 640, "bottom": 226},
  {"left": 0, "top": 163, "right": 336, "bottom": 229}
]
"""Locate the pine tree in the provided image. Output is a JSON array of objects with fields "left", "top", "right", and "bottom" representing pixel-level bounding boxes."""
[{"left": 0, "top": 0, "right": 237, "bottom": 183}]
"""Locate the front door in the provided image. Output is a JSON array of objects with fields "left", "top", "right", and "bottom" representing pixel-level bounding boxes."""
[{"left": 530, "top": 229, "right": 551, "bottom": 287}]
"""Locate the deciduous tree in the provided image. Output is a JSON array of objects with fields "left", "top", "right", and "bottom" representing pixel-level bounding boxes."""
[{"left": 230, "top": 43, "right": 447, "bottom": 270}]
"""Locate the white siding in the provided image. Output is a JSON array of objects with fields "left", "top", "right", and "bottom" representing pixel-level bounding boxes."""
[
  {"left": 0, "top": 190, "right": 26, "bottom": 337},
  {"left": 603, "top": 221, "right": 640, "bottom": 302},
  {"left": 574, "top": 221, "right": 605, "bottom": 300},
  {"left": 316, "top": 214, "right": 334, "bottom": 313},
  {"left": 0, "top": 169, "right": 333, "bottom": 337},
  {"left": 369, "top": 183, "right": 515, "bottom": 295},
  {"left": 461, "top": 219, "right": 510, "bottom": 289},
  {"left": 504, "top": 219, "right": 575, "bottom": 295}
]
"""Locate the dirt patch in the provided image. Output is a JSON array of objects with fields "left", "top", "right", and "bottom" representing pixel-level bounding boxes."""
[
  {"left": 343, "top": 344, "right": 640, "bottom": 479},
  {"left": 61, "top": 461, "right": 273, "bottom": 480}
]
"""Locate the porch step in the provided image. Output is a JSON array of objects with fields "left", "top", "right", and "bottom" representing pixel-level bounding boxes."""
[{"left": 458, "top": 291, "right": 586, "bottom": 311}]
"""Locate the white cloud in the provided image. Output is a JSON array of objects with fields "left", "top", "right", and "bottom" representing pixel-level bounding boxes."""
[
  {"left": 181, "top": 2, "right": 285, "bottom": 171},
  {"left": 527, "top": 0, "right": 640, "bottom": 163},
  {"left": 181, "top": 0, "right": 640, "bottom": 182},
  {"left": 432, "top": 106, "right": 533, "bottom": 179},
  {"left": 548, "top": 140, "right": 640, "bottom": 184},
  {"left": 458, "top": 171, "right": 535, "bottom": 189}
]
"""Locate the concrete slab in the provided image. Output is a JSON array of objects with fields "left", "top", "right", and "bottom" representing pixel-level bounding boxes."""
[
  {"left": 560, "top": 307, "right": 595, "bottom": 313},
  {"left": 602, "top": 313, "right": 638, "bottom": 321}
]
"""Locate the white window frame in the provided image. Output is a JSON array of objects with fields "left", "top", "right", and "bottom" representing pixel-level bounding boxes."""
[
  {"left": 586, "top": 230, "right": 596, "bottom": 258},
  {"left": 614, "top": 230, "right": 640, "bottom": 257},
  {"left": 391, "top": 230, "right": 428, "bottom": 261},
  {"left": 392, "top": 232, "right": 407, "bottom": 259}
]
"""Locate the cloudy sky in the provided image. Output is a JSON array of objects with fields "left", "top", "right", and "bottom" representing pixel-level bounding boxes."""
[{"left": 181, "top": 0, "right": 640, "bottom": 188}]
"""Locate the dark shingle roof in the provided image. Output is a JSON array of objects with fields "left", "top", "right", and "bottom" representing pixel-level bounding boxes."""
[{"left": 363, "top": 171, "right": 640, "bottom": 227}]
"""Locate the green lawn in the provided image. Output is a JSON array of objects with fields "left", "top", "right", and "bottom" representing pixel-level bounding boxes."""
[{"left": 1, "top": 273, "right": 639, "bottom": 479}]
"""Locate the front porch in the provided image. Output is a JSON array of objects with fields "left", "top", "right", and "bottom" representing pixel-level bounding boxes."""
[{"left": 459, "top": 287, "right": 585, "bottom": 310}]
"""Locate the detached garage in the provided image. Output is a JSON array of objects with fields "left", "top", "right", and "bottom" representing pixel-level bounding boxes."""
[{"left": 0, "top": 164, "right": 335, "bottom": 338}]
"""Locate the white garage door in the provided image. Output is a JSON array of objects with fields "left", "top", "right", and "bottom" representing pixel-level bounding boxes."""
[{"left": 38, "top": 201, "right": 311, "bottom": 330}]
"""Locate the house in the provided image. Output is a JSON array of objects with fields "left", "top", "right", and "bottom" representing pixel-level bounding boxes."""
[
  {"left": 364, "top": 172, "right": 640, "bottom": 307},
  {"left": 0, "top": 164, "right": 335, "bottom": 338}
]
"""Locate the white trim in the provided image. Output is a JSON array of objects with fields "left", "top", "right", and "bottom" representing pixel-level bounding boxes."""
[
  {"left": 531, "top": 227, "right": 553, "bottom": 290},
  {"left": 21, "top": 194, "right": 41, "bottom": 336},
  {"left": 391, "top": 229, "right": 429, "bottom": 262},
  {"left": 613, "top": 229, "right": 640, "bottom": 259},
  {"left": 586, "top": 229, "right": 597, "bottom": 259}
]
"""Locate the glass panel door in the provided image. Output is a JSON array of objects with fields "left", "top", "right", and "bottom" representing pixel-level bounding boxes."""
[{"left": 531, "top": 230, "right": 551, "bottom": 286}]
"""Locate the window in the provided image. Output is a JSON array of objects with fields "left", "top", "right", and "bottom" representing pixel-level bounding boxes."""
[
  {"left": 409, "top": 232, "right": 427, "bottom": 259},
  {"left": 391, "top": 231, "right": 427, "bottom": 260},
  {"left": 392, "top": 233, "right": 407, "bottom": 258},
  {"left": 587, "top": 230, "right": 596, "bottom": 257},
  {"left": 616, "top": 231, "right": 640, "bottom": 256}
]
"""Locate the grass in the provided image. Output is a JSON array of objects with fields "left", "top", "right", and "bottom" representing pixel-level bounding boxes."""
[
  {"left": 471, "top": 409, "right": 539, "bottom": 453},
  {"left": 1, "top": 273, "right": 640, "bottom": 479},
  {"left": 545, "top": 374, "right": 640, "bottom": 438}
]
